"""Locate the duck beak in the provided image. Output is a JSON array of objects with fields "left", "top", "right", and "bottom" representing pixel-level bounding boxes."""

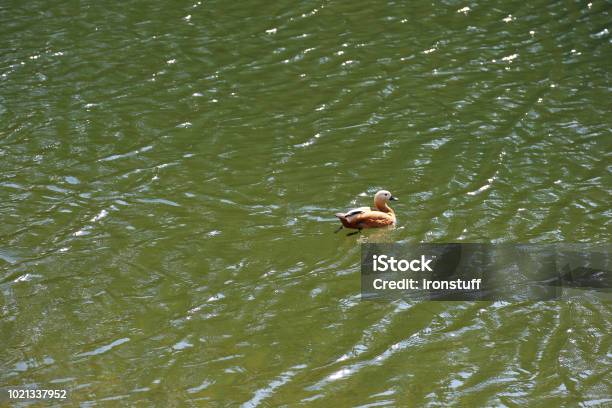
[{"left": 390, "top": 196, "right": 398, "bottom": 201}]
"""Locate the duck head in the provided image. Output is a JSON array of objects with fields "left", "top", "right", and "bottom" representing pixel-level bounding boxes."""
[{"left": 374, "top": 190, "right": 398, "bottom": 212}]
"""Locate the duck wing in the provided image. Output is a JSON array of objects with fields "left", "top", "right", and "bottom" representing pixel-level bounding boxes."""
[
  {"left": 345, "top": 206, "right": 371, "bottom": 217},
  {"left": 353, "top": 210, "right": 395, "bottom": 227}
]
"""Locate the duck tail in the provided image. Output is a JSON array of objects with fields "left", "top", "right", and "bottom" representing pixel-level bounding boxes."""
[{"left": 335, "top": 213, "right": 351, "bottom": 228}]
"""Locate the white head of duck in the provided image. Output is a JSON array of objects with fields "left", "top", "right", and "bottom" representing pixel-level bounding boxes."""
[{"left": 334, "top": 190, "right": 398, "bottom": 236}]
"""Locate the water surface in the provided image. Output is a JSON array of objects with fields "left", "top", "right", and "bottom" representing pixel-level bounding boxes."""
[{"left": 1, "top": 0, "right": 611, "bottom": 405}]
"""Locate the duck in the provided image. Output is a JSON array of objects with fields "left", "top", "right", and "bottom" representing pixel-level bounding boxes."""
[{"left": 335, "top": 190, "right": 398, "bottom": 235}]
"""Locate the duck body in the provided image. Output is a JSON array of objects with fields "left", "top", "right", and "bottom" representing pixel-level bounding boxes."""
[{"left": 335, "top": 190, "right": 398, "bottom": 233}]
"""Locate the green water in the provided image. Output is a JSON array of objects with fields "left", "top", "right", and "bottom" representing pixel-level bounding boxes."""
[{"left": 1, "top": 0, "right": 611, "bottom": 406}]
